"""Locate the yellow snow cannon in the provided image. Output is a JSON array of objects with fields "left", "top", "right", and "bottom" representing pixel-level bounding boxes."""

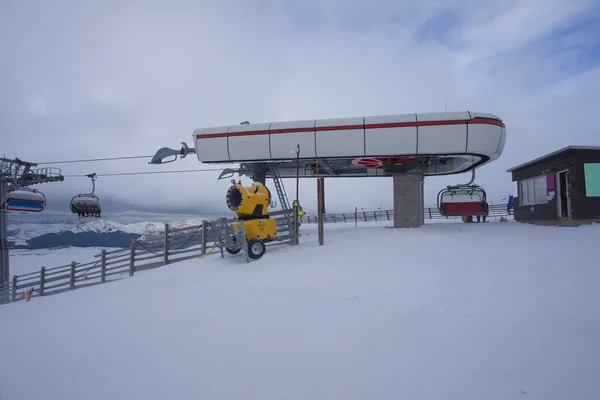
[{"left": 225, "top": 180, "right": 277, "bottom": 259}]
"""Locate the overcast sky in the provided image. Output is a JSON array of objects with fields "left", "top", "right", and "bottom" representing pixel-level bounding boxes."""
[{"left": 2, "top": 0, "right": 599, "bottom": 216}]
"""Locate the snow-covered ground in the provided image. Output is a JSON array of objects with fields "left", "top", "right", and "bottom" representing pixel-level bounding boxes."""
[{"left": 1, "top": 220, "right": 599, "bottom": 400}]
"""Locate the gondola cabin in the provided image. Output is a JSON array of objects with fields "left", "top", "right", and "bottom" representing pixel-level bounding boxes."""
[
  {"left": 438, "top": 185, "right": 488, "bottom": 217},
  {"left": 4, "top": 190, "right": 46, "bottom": 213}
]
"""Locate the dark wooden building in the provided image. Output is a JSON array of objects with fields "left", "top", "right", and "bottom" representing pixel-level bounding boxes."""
[{"left": 507, "top": 146, "right": 600, "bottom": 226}]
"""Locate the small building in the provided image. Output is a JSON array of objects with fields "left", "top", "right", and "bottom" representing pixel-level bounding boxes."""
[{"left": 507, "top": 146, "right": 600, "bottom": 226}]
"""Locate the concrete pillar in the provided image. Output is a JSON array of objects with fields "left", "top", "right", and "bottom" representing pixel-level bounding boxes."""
[{"left": 393, "top": 171, "right": 424, "bottom": 228}]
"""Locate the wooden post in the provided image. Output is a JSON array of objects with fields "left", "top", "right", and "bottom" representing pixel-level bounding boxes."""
[
  {"left": 129, "top": 239, "right": 136, "bottom": 277},
  {"left": 240, "top": 220, "right": 250, "bottom": 263},
  {"left": 354, "top": 207, "right": 357, "bottom": 227},
  {"left": 11, "top": 275, "right": 16, "bottom": 302},
  {"left": 428, "top": 207, "right": 432, "bottom": 219},
  {"left": 163, "top": 223, "right": 169, "bottom": 265},
  {"left": 386, "top": 210, "right": 390, "bottom": 220},
  {"left": 100, "top": 249, "right": 107, "bottom": 283},
  {"left": 201, "top": 221, "right": 207, "bottom": 255},
  {"left": 70, "top": 261, "right": 76, "bottom": 290},
  {"left": 39, "top": 266, "right": 45, "bottom": 296}
]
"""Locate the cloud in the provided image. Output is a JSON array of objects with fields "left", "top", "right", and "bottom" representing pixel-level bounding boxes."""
[{"left": 1, "top": 0, "right": 599, "bottom": 216}]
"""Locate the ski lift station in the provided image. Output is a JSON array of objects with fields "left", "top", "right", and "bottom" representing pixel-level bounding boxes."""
[{"left": 151, "top": 110, "right": 507, "bottom": 228}]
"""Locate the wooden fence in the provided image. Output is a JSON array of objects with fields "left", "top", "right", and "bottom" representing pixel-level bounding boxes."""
[
  {"left": 303, "top": 203, "right": 511, "bottom": 224},
  {"left": 5, "top": 209, "right": 294, "bottom": 303}
]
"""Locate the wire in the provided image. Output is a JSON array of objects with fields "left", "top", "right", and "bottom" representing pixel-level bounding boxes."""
[
  {"left": 37, "top": 155, "right": 154, "bottom": 165},
  {"left": 62, "top": 168, "right": 227, "bottom": 178}
]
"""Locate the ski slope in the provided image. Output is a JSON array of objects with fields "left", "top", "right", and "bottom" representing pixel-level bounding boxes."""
[{"left": 1, "top": 220, "right": 599, "bottom": 400}]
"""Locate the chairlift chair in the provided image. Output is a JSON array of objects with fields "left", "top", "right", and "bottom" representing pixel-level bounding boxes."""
[
  {"left": 70, "top": 173, "right": 102, "bottom": 218},
  {"left": 3, "top": 187, "right": 47, "bottom": 213},
  {"left": 437, "top": 169, "right": 489, "bottom": 217},
  {"left": 437, "top": 185, "right": 488, "bottom": 217}
]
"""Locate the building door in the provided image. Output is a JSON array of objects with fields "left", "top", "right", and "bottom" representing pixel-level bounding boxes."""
[{"left": 557, "top": 170, "right": 571, "bottom": 218}]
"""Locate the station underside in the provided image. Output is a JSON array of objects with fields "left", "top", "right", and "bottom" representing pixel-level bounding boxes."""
[
  {"left": 219, "top": 153, "right": 487, "bottom": 181},
  {"left": 220, "top": 156, "right": 463, "bottom": 229}
]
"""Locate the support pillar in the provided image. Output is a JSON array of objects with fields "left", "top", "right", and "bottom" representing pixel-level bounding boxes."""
[
  {"left": 392, "top": 172, "right": 424, "bottom": 228},
  {"left": 317, "top": 177, "right": 324, "bottom": 245}
]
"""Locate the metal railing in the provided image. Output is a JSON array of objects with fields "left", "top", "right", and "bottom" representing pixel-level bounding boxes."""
[
  {"left": 303, "top": 203, "right": 511, "bottom": 224},
  {"left": 4, "top": 209, "right": 294, "bottom": 303}
]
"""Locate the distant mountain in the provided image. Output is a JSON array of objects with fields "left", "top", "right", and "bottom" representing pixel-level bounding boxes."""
[{"left": 6, "top": 214, "right": 221, "bottom": 250}]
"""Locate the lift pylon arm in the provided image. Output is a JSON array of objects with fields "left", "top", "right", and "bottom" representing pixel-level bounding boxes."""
[{"left": 149, "top": 142, "right": 196, "bottom": 165}]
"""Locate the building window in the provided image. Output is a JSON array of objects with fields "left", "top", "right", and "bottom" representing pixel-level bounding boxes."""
[{"left": 519, "top": 175, "right": 547, "bottom": 205}]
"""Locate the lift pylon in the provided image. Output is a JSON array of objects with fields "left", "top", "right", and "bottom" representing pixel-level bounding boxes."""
[{"left": 0, "top": 157, "right": 64, "bottom": 303}]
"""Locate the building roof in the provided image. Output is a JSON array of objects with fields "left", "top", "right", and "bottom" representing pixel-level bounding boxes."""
[{"left": 506, "top": 145, "right": 600, "bottom": 172}]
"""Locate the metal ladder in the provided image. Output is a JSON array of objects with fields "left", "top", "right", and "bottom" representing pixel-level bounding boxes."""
[
  {"left": 268, "top": 165, "right": 297, "bottom": 244},
  {"left": 269, "top": 165, "right": 291, "bottom": 211}
]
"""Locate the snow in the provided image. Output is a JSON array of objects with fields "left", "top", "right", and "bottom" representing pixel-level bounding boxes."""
[{"left": 1, "top": 220, "right": 599, "bottom": 400}]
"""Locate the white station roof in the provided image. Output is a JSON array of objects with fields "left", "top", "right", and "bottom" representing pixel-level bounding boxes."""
[{"left": 191, "top": 111, "right": 506, "bottom": 178}]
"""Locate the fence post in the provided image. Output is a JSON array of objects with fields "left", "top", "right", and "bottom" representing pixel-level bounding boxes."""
[
  {"left": 100, "top": 249, "right": 106, "bottom": 283},
  {"left": 386, "top": 210, "right": 390, "bottom": 220},
  {"left": 354, "top": 207, "right": 357, "bottom": 226},
  {"left": 129, "top": 239, "right": 136, "bottom": 277},
  {"left": 70, "top": 262, "right": 76, "bottom": 290},
  {"left": 39, "top": 266, "right": 46, "bottom": 296},
  {"left": 373, "top": 211, "right": 377, "bottom": 221},
  {"left": 240, "top": 220, "right": 250, "bottom": 263},
  {"left": 342, "top": 213, "right": 346, "bottom": 222},
  {"left": 11, "top": 275, "right": 17, "bottom": 302},
  {"left": 363, "top": 211, "right": 367, "bottom": 221},
  {"left": 201, "top": 220, "right": 207, "bottom": 255},
  {"left": 163, "top": 223, "right": 169, "bottom": 265},
  {"left": 428, "top": 207, "right": 432, "bottom": 219}
]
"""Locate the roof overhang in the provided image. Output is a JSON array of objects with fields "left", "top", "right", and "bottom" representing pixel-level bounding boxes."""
[{"left": 506, "top": 146, "right": 600, "bottom": 173}]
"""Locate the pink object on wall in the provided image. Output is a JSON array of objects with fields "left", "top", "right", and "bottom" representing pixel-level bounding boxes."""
[{"left": 546, "top": 174, "right": 555, "bottom": 191}]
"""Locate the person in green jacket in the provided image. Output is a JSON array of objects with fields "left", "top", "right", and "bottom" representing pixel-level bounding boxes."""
[{"left": 292, "top": 200, "right": 306, "bottom": 226}]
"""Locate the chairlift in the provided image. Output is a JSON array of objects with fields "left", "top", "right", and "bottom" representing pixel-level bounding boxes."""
[
  {"left": 3, "top": 187, "right": 46, "bottom": 213},
  {"left": 70, "top": 173, "right": 102, "bottom": 218},
  {"left": 437, "top": 169, "right": 489, "bottom": 217}
]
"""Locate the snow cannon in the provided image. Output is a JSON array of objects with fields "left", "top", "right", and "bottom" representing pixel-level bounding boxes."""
[
  {"left": 226, "top": 180, "right": 272, "bottom": 218},
  {"left": 225, "top": 180, "right": 277, "bottom": 260}
]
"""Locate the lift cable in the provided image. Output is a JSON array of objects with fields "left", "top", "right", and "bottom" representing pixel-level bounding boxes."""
[
  {"left": 37, "top": 155, "right": 154, "bottom": 165},
  {"left": 62, "top": 167, "right": 228, "bottom": 178}
]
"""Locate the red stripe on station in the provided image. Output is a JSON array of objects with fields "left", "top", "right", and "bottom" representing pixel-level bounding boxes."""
[{"left": 195, "top": 117, "right": 505, "bottom": 140}]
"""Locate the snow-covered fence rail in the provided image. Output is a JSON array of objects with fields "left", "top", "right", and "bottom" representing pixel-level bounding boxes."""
[
  {"left": 303, "top": 203, "right": 511, "bottom": 224},
  {"left": 7, "top": 209, "right": 294, "bottom": 303}
]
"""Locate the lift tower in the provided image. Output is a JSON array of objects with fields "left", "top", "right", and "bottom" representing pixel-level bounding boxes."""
[{"left": 0, "top": 157, "right": 64, "bottom": 303}]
